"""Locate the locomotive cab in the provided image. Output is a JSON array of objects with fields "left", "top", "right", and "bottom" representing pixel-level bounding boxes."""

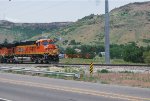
[
  {"left": 36, "top": 39, "right": 51, "bottom": 46},
  {"left": 34, "top": 39, "right": 59, "bottom": 63},
  {"left": 36, "top": 39, "right": 56, "bottom": 48}
]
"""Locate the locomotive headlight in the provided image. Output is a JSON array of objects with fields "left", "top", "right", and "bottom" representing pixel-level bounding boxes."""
[{"left": 53, "top": 49, "right": 59, "bottom": 54}]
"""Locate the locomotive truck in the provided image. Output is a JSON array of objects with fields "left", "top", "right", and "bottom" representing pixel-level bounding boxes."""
[{"left": 0, "top": 39, "right": 59, "bottom": 63}]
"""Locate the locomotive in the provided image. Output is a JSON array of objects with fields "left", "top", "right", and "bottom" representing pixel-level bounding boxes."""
[{"left": 0, "top": 39, "right": 59, "bottom": 63}]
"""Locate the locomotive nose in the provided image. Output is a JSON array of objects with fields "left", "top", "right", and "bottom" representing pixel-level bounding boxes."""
[
  {"left": 45, "top": 44, "right": 59, "bottom": 55},
  {"left": 48, "top": 44, "right": 56, "bottom": 49},
  {"left": 45, "top": 44, "right": 57, "bottom": 50}
]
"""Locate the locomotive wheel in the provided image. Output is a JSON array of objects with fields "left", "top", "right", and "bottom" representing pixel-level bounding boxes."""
[
  {"left": 12, "top": 59, "right": 17, "bottom": 64},
  {"left": 7, "top": 59, "right": 10, "bottom": 63},
  {"left": 38, "top": 59, "right": 43, "bottom": 64},
  {"left": 20, "top": 60, "right": 23, "bottom": 64},
  {"left": 41, "top": 60, "right": 44, "bottom": 64},
  {"left": 34, "top": 59, "right": 38, "bottom": 64},
  {"left": 0, "top": 58, "right": 3, "bottom": 63},
  {"left": 0, "top": 60, "right": 3, "bottom": 63},
  {"left": 2, "top": 58, "right": 7, "bottom": 63},
  {"left": 38, "top": 59, "right": 40, "bottom": 64},
  {"left": 45, "top": 61, "right": 49, "bottom": 64},
  {"left": 53, "top": 55, "right": 59, "bottom": 63}
]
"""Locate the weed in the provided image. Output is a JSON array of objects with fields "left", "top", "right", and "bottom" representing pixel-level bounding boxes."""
[
  {"left": 119, "top": 71, "right": 133, "bottom": 73},
  {"left": 100, "top": 69, "right": 109, "bottom": 73},
  {"left": 101, "top": 81, "right": 109, "bottom": 84}
]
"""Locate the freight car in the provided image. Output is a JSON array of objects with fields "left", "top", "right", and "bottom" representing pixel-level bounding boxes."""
[{"left": 0, "top": 39, "right": 59, "bottom": 63}]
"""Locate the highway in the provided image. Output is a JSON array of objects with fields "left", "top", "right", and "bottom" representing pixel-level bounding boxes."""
[{"left": 0, "top": 73, "right": 150, "bottom": 101}]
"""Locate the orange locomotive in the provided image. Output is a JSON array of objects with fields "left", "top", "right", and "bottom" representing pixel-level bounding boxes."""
[{"left": 0, "top": 39, "right": 59, "bottom": 63}]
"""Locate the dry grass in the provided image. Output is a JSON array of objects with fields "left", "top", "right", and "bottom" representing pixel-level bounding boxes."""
[
  {"left": 65, "top": 24, "right": 101, "bottom": 45},
  {"left": 93, "top": 73, "right": 150, "bottom": 88}
]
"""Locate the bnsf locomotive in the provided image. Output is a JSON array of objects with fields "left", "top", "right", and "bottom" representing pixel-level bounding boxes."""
[{"left": 0, "top": 39, "right": 59, "bottom": 63}]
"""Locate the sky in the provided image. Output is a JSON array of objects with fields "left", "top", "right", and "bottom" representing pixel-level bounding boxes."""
[{"left": 0, "top": 0, "right": 149, "bottom": 23}]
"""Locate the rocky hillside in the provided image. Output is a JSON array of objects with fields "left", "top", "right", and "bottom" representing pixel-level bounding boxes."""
[{"left": 0, "top": 20, "right": 72, "bottom": 43}]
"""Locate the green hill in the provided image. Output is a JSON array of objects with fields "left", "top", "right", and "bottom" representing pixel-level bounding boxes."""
[{"left": 0, "top": 20, "right": 72, "bottom": 43}]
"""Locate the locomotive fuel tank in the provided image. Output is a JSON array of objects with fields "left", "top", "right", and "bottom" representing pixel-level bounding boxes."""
[{"left": 14, "top": 57, "right": 31, "bottom": 62}]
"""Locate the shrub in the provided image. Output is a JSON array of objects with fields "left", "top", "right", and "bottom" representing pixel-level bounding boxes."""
[
  {"left": 119, "top": 71, "right": 133, "bottom": 73},
  {"left": 143, "top": 51, "right": 150, "bottom": 65},
  {"left": 123, "top": 42, "right": 144, "bottom": 63},
  {"left": 100, "top": 69, "right": 109, "bottom": 73},
  {"left": 65, "top": 47, "right": 76, "bottom": 55}
]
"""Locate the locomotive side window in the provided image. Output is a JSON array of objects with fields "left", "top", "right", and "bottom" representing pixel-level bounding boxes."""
[
  {"left": 38, "top": 42, "right": 40, "bottom": 46},
  {"left": 18, "top": 48, "right": 24, "bottom": 52},
  {"left": 36, "top": 42, "right": 40, "bottom": 46}
]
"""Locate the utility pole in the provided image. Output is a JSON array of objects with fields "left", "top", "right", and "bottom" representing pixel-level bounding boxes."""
[{"left": 105, "top": 0, "right": 110, "bottom": 64}]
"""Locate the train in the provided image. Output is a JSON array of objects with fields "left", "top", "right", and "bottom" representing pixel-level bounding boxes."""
[{"left": 0, "top": 39, "right": 59, "bottom": 63}]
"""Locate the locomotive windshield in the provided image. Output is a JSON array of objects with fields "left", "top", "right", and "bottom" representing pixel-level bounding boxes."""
[
  {"left": 36, "top": 39, "right": 54, "bottom": 46},
  {"left": 42, "top": 41, "right": 49, "bottom": 46}
]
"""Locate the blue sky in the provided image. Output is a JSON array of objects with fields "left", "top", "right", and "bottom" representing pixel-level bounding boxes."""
[{"left": 0, "top": 0, "right": 149, "bottom": 23}]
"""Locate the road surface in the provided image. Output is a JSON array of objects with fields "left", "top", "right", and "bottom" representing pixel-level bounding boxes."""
[{"left": 0, "top": 72, "right": 149, "bottom": 101}]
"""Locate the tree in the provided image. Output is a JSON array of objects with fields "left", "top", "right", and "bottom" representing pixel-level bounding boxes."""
[
  {"left": 70, "top": 40, "right": 76, "bottom": 45},
  {"left": 59, "top": 47, "right": 65, "bottom": 54},
  {"left": 80, "top": 45, "right": 96, "bottom": 59},
  {"left": 63, "top": 40, "right": 68, "bottom": 45},
  {"left": 143, "top": 51, "right": 150, "bottom": 64},
  {"left": 69, "top": 40, "right": 80, "bottom": 45},
  {"left": 65, "top": 47, "right": 76, "bottom": 55},
  {"left": 122, "top": 42, "right": 144, "bottom": 63},
  {"left": 110, "top": 44, "right": 124, "bottom": 59},
  {"left": 3, "top": 38, "right": 8, "bottom": 45}
]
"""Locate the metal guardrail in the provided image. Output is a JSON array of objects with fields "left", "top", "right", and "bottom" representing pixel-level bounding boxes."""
[
  {"left": 0, "top": 67, "right": 80, "bottom": 78},
  {"left": 0, "top": 98, "right": 12, "bottom": 101}
]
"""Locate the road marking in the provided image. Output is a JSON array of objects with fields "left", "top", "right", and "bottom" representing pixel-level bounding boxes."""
[
  {"left": 0, "top": 78, "right": 150, "bottom": 101},
  {"left": 0, "top": 98, "right": 12, "bottom": 101}
]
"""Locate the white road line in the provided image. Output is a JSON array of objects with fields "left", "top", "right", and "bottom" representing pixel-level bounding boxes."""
[{"left": 0, "top": 98, "right": 12, "bottom": 101}]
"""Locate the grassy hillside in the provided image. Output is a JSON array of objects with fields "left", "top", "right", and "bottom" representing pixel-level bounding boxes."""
[
  {"left": 110, "top": 2, "right": 150, "bottom": 46},
  {"left": 0, "top": 20, "right": 72, "bottom": 43},
  {"left": 52, "top": 1, "right": 150, "bottom": 47}
]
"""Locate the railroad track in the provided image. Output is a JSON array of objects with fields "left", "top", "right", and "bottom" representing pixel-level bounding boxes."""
[
  {"left": 58, "top": 63, "right": 150, "bottom": 67},
  {"left": 0, "top": 63, "right": 150, "bottom": 74},
  {"left": 0, "top": 63, "right": 150, "bottom": 67}
]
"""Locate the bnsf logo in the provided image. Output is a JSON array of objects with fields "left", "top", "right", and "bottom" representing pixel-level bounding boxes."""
[{"left": 18, "top": 48, "right": 24, "bottom": 52}]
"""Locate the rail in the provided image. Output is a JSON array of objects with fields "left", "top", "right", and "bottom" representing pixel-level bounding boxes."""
[{"left": 56, "top": 63, "right": 150, "bottom": 67}]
